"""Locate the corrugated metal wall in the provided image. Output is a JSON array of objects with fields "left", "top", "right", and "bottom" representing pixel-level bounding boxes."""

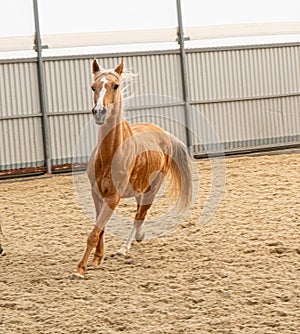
[
  {"left": 43, "top": 58, "right": 94, "bottom": 165},
  {"left": 0, "top": 60, "right": 44, "bottom": 170},
  {"left": 1, "top": 42, "right": 300, "bottom": 172},
  {"left": 186, "top": 45, "right": 300, "bottom": 154}
]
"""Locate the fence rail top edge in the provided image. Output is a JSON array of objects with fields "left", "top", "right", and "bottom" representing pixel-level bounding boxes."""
[{"left": 1, "top": 40, "right": 300, "bottom": 64}]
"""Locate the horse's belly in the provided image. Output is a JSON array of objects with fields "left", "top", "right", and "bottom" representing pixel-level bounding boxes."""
[{"left": 122, "top": 188, "right": 138, "bottom": 198}]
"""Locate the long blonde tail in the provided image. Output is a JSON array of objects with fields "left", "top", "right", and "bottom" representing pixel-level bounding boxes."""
[{"left": 167, "top": 136, "right": 193, "bottom": 213}]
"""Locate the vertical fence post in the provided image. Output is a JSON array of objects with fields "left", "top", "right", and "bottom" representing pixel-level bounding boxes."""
[
  {"left": 176, "top": 0, "right": 193, "bottom": 156},
  {"left": 33, "top": 0, "right": 51, "bottom": 174}
]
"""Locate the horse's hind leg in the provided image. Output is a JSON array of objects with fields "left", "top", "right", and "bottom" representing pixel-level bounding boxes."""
[
  {"left": 134, "top": 173, "right": 165, "bottom": 242},
  {"left": 115, "top": 173, "right": 165, "bottom": 256},
  {"left": 134, "top": 202, "right": 149, "bottom": 242},
  {"left": 133, "top": 195, "right": 145, "bottom": 242},
  {"left": 116, "top": 190, "right": 157, "bottom": 256},
  {"left": 116, "top": 202, "right": 152, "bottom": 256}
]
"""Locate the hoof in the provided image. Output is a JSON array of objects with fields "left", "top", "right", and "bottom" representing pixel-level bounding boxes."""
[
  {"left": 69, "top": 273, "right": 85, "bottom": 280},
  {"left": 89, "top": 257, "right": 103, "bottom": 268},
  {"left": 87, "top": 263, "right": 100, "bottom": 270},
  {"left": 113, "top": 248, "right": 127, "bottom": 257}
]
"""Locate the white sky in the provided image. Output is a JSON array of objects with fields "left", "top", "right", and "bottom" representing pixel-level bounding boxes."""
[{"left": 0, "top": 0, "right": 300, "bottom": 37}]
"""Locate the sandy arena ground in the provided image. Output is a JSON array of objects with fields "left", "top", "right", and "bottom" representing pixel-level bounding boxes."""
[{"left": 0, "top": 152, "right": 299, "bottom": 333}]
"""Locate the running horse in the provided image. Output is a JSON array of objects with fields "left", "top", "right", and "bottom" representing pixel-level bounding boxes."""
[{"left": 71, "top": 59, "right": 192, "bottom": 279}]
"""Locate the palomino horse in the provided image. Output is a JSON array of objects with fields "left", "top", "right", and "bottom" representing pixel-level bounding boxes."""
[{"left": 71, "top": 59, "right": 192, "bottom": 279}]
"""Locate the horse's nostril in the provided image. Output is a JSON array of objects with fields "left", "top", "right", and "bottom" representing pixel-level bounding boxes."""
[
  {"left": 92, "top": 108, "right": 96, "bottom": 115},
  {"left": 101, "top": 108, "right": 107, "bottom": 115}
]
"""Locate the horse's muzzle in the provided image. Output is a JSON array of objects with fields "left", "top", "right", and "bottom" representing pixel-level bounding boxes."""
[{"left": 92, "top": 107, "right": 107, "bottom": 125}]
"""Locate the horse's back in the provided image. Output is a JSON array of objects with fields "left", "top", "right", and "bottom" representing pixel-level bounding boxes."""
[
  {"left": 130, "top": 122, "right": 173, "bottom": 150},
  {"left": 130, "top": 122, "right": 165, "bottom": 135}
]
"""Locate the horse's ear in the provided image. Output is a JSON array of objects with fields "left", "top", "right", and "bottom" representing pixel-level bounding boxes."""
[
  {"left": 92, "top": 59, "right": 102, "bottom": 74},
  {"left": 114, "top": 59, "right": 124, "bottom": 76}
]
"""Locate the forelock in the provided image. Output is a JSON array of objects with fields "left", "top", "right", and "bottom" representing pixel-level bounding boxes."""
[{"left": 94, "top": 70, "right": 120, "bottom": 82}]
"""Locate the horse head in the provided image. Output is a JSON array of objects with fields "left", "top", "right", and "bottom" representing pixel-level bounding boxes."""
[{"left": 91, "top": 59, "right": 124, "bottom": 125}]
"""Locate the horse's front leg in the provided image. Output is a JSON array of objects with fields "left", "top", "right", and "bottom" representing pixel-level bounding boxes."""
[
  {"left": 89, "top": 190, "right": 104, "bottom": 268},
  {"left": 71, "top": 195, "right": 120, "bottom": 280},
  {"left": 73, "top": 225, "right": 102, "bottom": 279}
]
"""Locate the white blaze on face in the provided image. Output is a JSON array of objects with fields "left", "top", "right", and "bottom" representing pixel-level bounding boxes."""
[{"left": 96, "top": 77, "right": 108, "bottom": 110}]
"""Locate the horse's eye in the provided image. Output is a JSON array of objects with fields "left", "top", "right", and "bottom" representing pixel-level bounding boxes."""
[
  {"left": 113, "top": 84, "right": 119, "bottom": 90},
  {"left": 91, "top": 86, "right": 95, "bottom": 91}
]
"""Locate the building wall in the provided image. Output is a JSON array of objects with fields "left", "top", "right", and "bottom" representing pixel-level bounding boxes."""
[
  {"left": 0, "top": 60, "right": 44, "bottom": 169},
  {"left": 186, "top": 45, "right": 300, "bottom": 154},
  {"left": 0, "top": 42, "right": 300, "bottom": 171}
]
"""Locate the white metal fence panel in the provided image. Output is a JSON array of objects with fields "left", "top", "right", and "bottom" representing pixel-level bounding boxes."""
[
  {"left": 186, "top": 46, "right": 300, "bottom": 101},
  {"left": 186, "top": 45, "right": 300, "bottom": 154},
  {"left": 0, "top": 61, "right": 44, "bottom": 170},
  {"left": 1, "top": 42, "right": 300, "bottom": 173}
]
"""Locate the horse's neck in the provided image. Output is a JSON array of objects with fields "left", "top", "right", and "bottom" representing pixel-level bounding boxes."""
[
  {"left": 99, "top": 120, "right": 131, "bottom": 143},
  {"left": 97, "top": 106, "right": 132, "bottom": 158}
]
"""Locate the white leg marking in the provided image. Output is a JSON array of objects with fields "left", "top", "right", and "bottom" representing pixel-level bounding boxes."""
[
  {"left": 117, "top": 226, "right": 136, "bottom": 255},
  {"left": 135, "top": 222, "right": 145, "bottom": 242},
  {"left": 116, "top": 221, "right": 145, "bottom": 255}
]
